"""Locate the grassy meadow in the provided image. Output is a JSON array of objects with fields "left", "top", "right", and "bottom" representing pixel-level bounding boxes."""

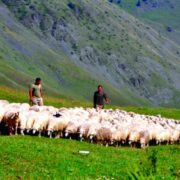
[
  {"left": 0, "top": 136, "right": 179, "bottom": 179},
  {"left": 0, "top": 86, "right": 180, "bottom": 179}
]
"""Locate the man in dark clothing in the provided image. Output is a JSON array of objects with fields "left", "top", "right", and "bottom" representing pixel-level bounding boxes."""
[{"left": 93, "top": 85, "right": 109, "bottom": 110}]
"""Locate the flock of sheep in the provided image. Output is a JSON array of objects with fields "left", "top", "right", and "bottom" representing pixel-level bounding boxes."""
[{"left": 0, "top": 100, "right": 179, "bottom": 148}]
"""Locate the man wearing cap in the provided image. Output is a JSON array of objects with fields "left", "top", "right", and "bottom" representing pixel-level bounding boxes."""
[
  {"left": 29, "top": 78, "right": 43, "bottom": 106},
  {"left": 93, "top": 85, "right": 109, "bottom": 110}
]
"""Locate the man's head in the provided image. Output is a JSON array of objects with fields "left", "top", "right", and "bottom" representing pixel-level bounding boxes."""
[
  {"left": 35, "top": 77, "right": 41, "bottom": 85},
  {"left": 97, "top": 85, "right": 103, "bottom": 92}
]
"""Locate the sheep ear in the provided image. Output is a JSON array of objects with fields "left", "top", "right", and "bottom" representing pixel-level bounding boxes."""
[{"left": 16, "top": 112, "right": 19, "bottom": 116}]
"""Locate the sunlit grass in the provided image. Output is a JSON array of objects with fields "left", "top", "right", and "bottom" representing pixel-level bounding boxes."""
[
  {"left": 0, "top": 136, "right": 179, "bottom": 179},
  {"left": 0, "top": 86, "right": 180, "bottom": 179}
]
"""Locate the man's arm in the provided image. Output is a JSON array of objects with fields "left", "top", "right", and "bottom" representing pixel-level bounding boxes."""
[
  {"left": 29, "top": 88, "right": 33, "bottom": 103},
  {"left": 105, "top": 97, "right": 109, "bottom": 104},
  {"left": 103, "top": 93, "right": 109, "bottom": 104},
  {"left": 40, "top": 88, "right": 43, "bottom": 98},
  {"left": 93, "top": 92, "right": 96, "bottom": 108}
]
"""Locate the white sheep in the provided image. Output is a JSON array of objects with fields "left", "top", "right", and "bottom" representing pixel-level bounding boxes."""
[
  {"left": 19, "top": 111, "right": 29, "bottom": 135},
  {"left": 65, "top": 120, "right": 80, "bottom": 139},
  {"left": 156, "top": 129, "right": 171, "bottom": 145},
  {"left": 32, "top": 111, "right": 50, "bottom": 137},
  {"left": 20, "top": 103, "right": 30, "bottom": 112},
  {"left": 78, "top": 121, "right": 91, "bottom": 141},
  {"left": 96, "top": 127, "right": 112, "bottom": 146},
  {"left": 0, "top": 99, "right": 179, "bottom": 148},
  {"left": 0, "top": 107, "right": 6, "bottom": 122},
  {"left": 139, "top": 130, "right": 150, "bottom": 148},
  {"left": 47, "top": 115, "right": 69, "bottom": 138},
  {"left": 87, "top": 122, "right": 101, "bottom": 143},
  {"left": 128, "top": 130, "right": 141, "bottom": 147},
  {"left": 1, "top": 110, "right": 20, "bottom": 135},
  {"left": 170, "top": 129, "right": 180, "bottom": 144},
  {"left": 111, "top": 127, "right": 130, "bottom": 146},
  {"left": 29, "top": 105, "right": 44, "bottom": 112},
  {"left": 0, "top": 100, "right": 9, "bottom": 107},
  {"left": 25, "top": 111, "right": 38, "bottom": 133}
]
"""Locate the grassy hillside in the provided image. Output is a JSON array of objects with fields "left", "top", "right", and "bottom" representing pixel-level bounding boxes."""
[
  {"left": 117, "top": 0, "right": 180, "bottom": 30},
  {"left": 1, "top": 0, "right": 180, "bottom": 107},
  {"left": 0, "top": 5, "right": 148, "bottom": 107},
  {"left": 0, "top": 3, "right": 149, "bottom": 107},
  {"left": 0, "top": 136, "right": 179, "bottom": 179},
  {"left": 112, "top": 0, "right": 180, "bottom": 44}
]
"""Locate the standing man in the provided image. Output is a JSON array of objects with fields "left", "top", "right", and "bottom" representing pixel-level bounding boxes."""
[
  {"left": 29, "top": 77, "right": 43, "bottom": 106},
  {"left": 93, "top": 85, "right": 109, "bottom": 110}
]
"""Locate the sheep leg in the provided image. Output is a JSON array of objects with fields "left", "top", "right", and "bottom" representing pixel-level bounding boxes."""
[
  {"left": 55, "top": 132, "right": 60, "bottom": 139},
  {"left": 47, "top": 130, "right": 53, "bottom": 138},
  {"left": 140, "top": 143, "right": 145, "bottom": 149},
  {"left": 79, "top": 134, "right": 83, "bottom": 141},
  {"left": 21, "top": 129, "right": 24, "bottom": 135},
  {"left": 9, "top": 127, "right": 13, "bottom": 136},
  {"left": 38, "top": 131, "right": 41, "bottom": 137},
  {"left": 9, "top": 126, "right": 13, "bottom": 136},
  {"left": 156, "top": 140, "right": 159, "bottom": 145},
  {"left": 26, "top": 129, "right": 30, "bottom": 133},
  {"left": 65, "top": 132, "right": 69, "bottom": 138},
  {"left": 49, "top": 132, "right": 52, "bottom": 139},
  {"left": 60, "top": 132, "right": 63, "bottom": 137},
  {"left": 15, "top": 127, "right": 18, "bottom": 135},
  {"left": 131, "top": 143, "right": 135, "bottom": 148},
  {"left": 15, "top": 121, "right": 19, "bottom": 135},
  {"left": 113, "top": 141, "right": 117, "bottom": 147}
]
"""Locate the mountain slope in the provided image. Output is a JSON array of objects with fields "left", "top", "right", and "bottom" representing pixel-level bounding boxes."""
[
  {"left": 0, "top": 3, "right": 145, "bottom": 106},
  {"left": 1, "top": 0, "right": 180, "bottom": 107},
  {"left": 110, "top": 0, "right": 180, "bottom": 44}
]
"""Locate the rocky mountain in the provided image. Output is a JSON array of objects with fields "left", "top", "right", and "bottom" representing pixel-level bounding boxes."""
[{"left": 0, "top": 0, "right": 180, "bottom": 107}]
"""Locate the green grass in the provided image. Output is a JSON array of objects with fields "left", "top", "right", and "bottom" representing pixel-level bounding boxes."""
[
  {"left": 0, "top": 87, "right": 180, "bottom": 179},
  {"left": 0, "top": 136, "right": 179, "bottom": 179},
  {"left": 121, "top": 107, "right": 180, "bottom": 120}
]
